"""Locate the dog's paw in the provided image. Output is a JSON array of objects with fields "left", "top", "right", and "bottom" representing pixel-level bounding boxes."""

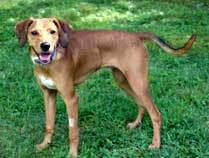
[
  {"left": 67, "top": 151, "right": 78, "bottom": 158},
  {"left": 126, "top": 121, "right": 141, "bottom": 129},
  {"left": 148, "top": 143, "right": 160, "bottom": 149},
  {"left": 36, "top": 142, "right": 50, "bottom": 152}
]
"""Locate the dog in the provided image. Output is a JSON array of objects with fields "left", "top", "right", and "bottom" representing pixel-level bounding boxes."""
[{"left": 15, "top": 17, "right": 196, "bottom": 157}]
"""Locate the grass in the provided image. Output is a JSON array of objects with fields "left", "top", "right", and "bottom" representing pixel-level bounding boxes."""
[{"left": 0, "top": 0, "right": 209, "bottom": 157}]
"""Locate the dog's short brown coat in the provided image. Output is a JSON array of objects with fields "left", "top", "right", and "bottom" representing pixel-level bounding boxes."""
[{"left": 16, "top": 18, "right": 196, "bottom": 157}]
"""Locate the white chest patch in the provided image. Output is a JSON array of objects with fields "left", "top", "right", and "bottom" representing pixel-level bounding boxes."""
[{"left": 39, "top": 75, "right": 56, "bottom": 89}]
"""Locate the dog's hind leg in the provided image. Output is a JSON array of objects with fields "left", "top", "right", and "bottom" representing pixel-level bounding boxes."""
[
  {"left": 127, "top": 74, "right": 161, "bottom": 148},
  {"left": 121, "top": 48, "right": 161, "bottom": 148},
  {"left": 112, "top": 68, "right": 146, "bottom": 128},
  {"left": 36, "top": 88, "right": 57, "bottom": 151}
]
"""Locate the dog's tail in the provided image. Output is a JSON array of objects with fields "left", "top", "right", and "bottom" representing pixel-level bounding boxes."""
[{"left": 138, "top": 32, "right": 196, "bottom": 56}]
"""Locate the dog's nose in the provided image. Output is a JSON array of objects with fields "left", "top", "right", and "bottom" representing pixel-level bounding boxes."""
[{"left": 40, "top": 42, "right": 50, "bottom": 52}]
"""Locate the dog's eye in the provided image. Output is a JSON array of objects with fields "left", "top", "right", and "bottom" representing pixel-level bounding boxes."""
[
  {"left": 50, "top": 30, "right": 56, "bottom": 34},
  {"left": 31, "top": 31, "right": 38, "bottom": 36}
]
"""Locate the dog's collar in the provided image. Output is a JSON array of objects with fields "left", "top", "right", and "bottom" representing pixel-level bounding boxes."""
[{"left": 31, "top": 44, "right": 59, "bottom": 65}]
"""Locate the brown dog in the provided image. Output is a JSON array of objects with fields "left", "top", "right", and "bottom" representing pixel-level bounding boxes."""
[{"left": 15, "top": 18, "right": 196, "bottom": 157}]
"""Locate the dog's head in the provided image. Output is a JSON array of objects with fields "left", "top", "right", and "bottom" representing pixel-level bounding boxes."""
[{"left": 15, "top": 18, "right": 72, "bottom": 64}]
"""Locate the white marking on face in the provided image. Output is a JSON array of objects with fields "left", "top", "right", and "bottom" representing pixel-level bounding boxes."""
[
  {"left": 69, "top": 118, "right": 74, "bottom": 127},
  {"left": 31, "top": 55, "right": 39, "bottom": 64},
  {"left": 39, "top": 75, "right": 56, "bottom": 89}
]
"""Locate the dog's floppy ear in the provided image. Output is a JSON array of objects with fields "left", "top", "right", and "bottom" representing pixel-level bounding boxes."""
[
  {"left": 15, "top": 18, "right": 34, "bottom": 48},
  {"left": 53, "top": 19, "right": 72, "bottom": 48}
]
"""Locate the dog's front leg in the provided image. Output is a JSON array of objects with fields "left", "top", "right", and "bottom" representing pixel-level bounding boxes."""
[
  {"left": 36, "top": 88, "right": 57, "bottom": 151},
  {"left": 60, "top": 87, "right": 79, "bottom": 158}
]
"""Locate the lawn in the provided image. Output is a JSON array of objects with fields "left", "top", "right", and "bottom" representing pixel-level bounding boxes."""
[{"left": 0, "top": 0, "right": 209, "bottom": 157}]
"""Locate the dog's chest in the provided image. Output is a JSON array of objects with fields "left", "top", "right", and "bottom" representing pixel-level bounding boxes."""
[{"left": 38, "top": 75, "right": 56, "bottom": 89}]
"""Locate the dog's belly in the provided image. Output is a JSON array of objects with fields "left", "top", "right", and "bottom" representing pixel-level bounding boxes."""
[
  {"left": 74, "top": 69, "right": 97, "bottom": 85},
  {"left": 39, "top": 75, "right": 56, "bottom": 89}
]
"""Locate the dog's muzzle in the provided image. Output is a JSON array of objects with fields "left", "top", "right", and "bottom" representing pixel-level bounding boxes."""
[{"left": 31, "top": 45, "right": 58, "bottom": 65}]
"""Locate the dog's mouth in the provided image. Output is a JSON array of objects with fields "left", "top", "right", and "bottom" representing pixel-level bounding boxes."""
[
  {"left": 31, "top": 46, "right": 58, "bottom": 65},
  {"left": 39, "top": 52, "right": 51, "bottom": 63}
]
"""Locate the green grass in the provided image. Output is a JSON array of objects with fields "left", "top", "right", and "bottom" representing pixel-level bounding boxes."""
[{"left": 0, "top": 0, "right": 209, "bottom": 157}]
